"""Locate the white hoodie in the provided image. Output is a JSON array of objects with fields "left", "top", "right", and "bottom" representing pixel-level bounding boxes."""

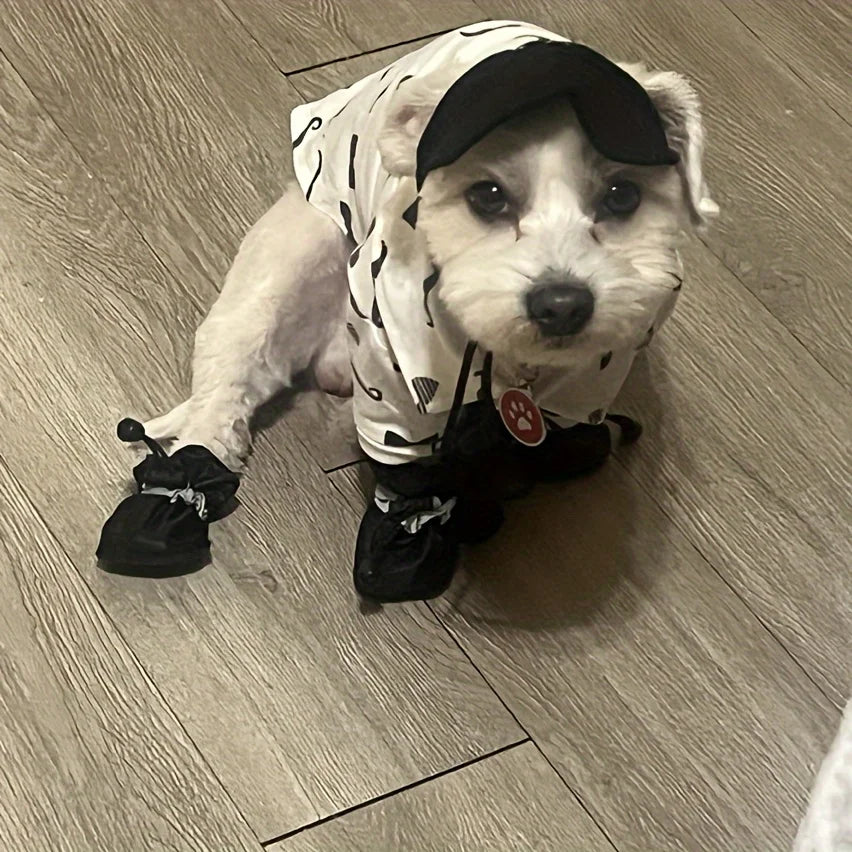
[{"left": 291, "top": 21, "right": 680, "bottom": 464}]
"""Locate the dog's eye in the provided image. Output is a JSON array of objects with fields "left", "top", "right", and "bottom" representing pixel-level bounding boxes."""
[
  {"left": 601, "top": 180, "right": 641, "bottom": 218},
  {"left": 465, "top": 181, "right": 509, "bottom": 219}
]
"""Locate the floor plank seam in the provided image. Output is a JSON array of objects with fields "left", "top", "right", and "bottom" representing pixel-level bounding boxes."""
[
  {"left": 0, "top": 48, "right": 209, "bottom": 318},
  {"left": 425, "top": 601, "right": 622, "bottom": 852},
  {"left": 260, "top": 737, "right": 530, "bottom": 846},
  {"left": 0, "top": 452, "right": 264, "bottom": 845},
  {"left": 323, "top": 457, "right": 364, "bottom": 475},
  {"left": 612, "top": 453, "right": 842, "bottom": 712},
  {"left": 526, "top": 739, "right": 621, "bottom": 852},
  {"left": 282, "top": 26, "right": 469, "bottom": 77},
  {"left": 717, "top": 0, "right": 848, "bottom": 128},
  {"left": 695, "top": 234, "right": 849, "bottom": 391},
  {"left": 327, "top": 463, "right": 364, "bottom": 510},
  {"left": 216, "top": 0, "right": 293, "bottom": 78}
]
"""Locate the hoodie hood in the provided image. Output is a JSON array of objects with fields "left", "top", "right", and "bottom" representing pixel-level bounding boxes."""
[{"left": 290, "top": 22, "right": 681, "bottom": 463}]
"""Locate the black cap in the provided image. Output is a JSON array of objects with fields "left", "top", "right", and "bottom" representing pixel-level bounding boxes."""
[{"left": 416, "top": 40, "right": 678, "bottom": 188}]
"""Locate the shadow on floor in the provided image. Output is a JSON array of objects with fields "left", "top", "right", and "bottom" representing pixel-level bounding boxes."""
[{"left": 443, "top": 351, "right": 685, "bottom": 631}]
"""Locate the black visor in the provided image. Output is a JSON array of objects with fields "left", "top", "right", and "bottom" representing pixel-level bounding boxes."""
[{"left": 416, "top": 40, "right": 678, "bottom": 188}]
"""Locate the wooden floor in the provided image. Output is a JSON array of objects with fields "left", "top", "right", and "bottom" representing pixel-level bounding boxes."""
[{"left": 1, "top": 2, "right": 849, "bottom": 850}]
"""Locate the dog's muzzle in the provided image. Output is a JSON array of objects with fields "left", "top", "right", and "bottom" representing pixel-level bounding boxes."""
[{"left": 526, "top": 282, "right": 595, "bottom": 337}]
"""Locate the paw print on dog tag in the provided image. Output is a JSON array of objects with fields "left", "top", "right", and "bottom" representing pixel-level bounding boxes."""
[{"left": 498, "top": 388, "right": 545, "bottom": 447}]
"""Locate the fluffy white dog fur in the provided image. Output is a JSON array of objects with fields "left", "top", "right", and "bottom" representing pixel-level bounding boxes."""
[{"left": 144, "top": 61, "right": 716, "bottom": 470}]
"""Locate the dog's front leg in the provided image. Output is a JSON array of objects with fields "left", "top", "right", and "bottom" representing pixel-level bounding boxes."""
[
  {"left": 145, "top": 185, "right": 350, "bottom": 469},
  {"left": 352, "top": 455, "right": 506, "bottom": 603}
]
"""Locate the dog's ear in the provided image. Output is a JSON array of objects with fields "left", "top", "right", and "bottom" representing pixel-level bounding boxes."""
[
  {"left": 619, "top": 63, "right": 719, "bottom": 227},
  {"left": 378, "top": 70, "right": 454, "bottom": 176}
]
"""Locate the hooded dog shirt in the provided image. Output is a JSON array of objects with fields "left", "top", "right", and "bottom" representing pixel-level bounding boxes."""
[{"left": 291, "top": 21, "right": 682, "bottom": 465}]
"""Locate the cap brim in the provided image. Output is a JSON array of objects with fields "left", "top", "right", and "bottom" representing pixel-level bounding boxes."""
[{"left": 416, "top": 40, "right": 679, "bottom": 188}]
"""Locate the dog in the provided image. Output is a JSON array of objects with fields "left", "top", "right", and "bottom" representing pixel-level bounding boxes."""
[{"left": 142, "top": 22, "right": 716, "bottom": 602}]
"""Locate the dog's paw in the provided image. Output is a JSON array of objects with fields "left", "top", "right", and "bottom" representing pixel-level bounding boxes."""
[
  {"left": 143, "top": 399, "right": 193, "bottom": 444},
  {"left": 172, "top": 420, "right": 251, "bottom": 472},
  {"left": 142, "top": 402, "right": 250, "bottom": 471}
]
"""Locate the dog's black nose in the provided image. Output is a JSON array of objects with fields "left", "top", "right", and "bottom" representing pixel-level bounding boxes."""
[{"left": 526, "top": 283, "right": 595, "bottom": 336}]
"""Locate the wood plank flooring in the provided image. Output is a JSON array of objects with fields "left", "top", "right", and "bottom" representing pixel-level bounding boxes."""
[
  {"left": 221, "top": 0, "right": 480, "bottom": 73},
  {"left": 0, "top": 460, "right": 261, "bottom": 852},
  {"left": 1, "top": 1, "right": 848, "bottom": 849},
  {"left": 718, "top": 0, "right": 851, "bottom": 120},
  {"left": 271, "top": 743, "right": 614, "bottom": 851}
]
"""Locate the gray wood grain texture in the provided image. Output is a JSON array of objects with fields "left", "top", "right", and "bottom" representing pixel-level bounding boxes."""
[
  {"left": 1, "top": 0, "right": 294, "bottom": 301},
  {"left": 476, "top": 0, "right": 852, "bottom": 385},
  {"left": 0, "top": 51, "right": 522, "bottom": 841},
  {"left": 718, "top": 0, "right": 851, "bottom": 120},
  {"left": 610, "top": 239, "right": 852, "bottom": 706},
  {"left": 0, "top": 461, "right": 262, "bottom": 852},
  {"left": 430, "top": 468, "right": 838, "bottom": 852},
  {"left": 223, "top": 0, "right": 480, "bottom": 73},
  {"left": 332, "top": 459, "right": 839, "bottom": 851},
  {"left": 0, "top": 0, "right": 401, "bottom": 473},
  {"left": 271, "top": 743, "right": 614, "bottom": 852}
]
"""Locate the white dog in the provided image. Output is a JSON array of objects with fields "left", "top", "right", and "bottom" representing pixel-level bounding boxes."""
[{"left": 143, "top": 22, "right": 716, "bottom": 602}]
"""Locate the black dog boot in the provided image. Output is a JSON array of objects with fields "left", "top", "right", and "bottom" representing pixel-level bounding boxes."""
[
  {"left": 354, "top": 489, "right": 461, "bottom": 603},
  {"left": 523, "top": 415, "right": 642, "bottom": 482},
  {"left": 354, "top": 489, "right": 505, "bottom": 603},
  {"left": 353, "top": 450, "right": 506, "bottom": 603}
]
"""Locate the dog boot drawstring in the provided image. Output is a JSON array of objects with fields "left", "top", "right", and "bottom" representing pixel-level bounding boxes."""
[
  {"left": 374, "top": 484, "right": 457, "bottom": 534},
  {"left": 116, "top": 417, "right": 169, "bottom": 457}
]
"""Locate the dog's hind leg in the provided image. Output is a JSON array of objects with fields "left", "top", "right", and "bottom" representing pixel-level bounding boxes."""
[
  {"left": 145, "top": 184, "right": 349, "bottom": 469},
  {"left": 313, "top": 320, "right": 353, "bottom": 397}
]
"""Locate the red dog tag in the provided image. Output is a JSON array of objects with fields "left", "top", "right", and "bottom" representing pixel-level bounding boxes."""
[{"left": 498, "top": 388, "right": 545, "bottom": 446}]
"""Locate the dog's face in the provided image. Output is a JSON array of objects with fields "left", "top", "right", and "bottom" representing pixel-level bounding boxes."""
[{"left": 379, "top": 63, "right": 717, "bottom": 372}]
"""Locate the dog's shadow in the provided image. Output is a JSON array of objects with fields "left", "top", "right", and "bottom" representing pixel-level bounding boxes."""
[
  {"left": 443, "top": 351, "right": 683, "bottom": 631},
  {"left": 251, "top": 371, "right": 311, "bottom": 433},
  {"left": 348, "top": 454, "right": 670, "bottom": 631},
  {"left": 449, "top": 354, "right": 681, "bottom": 629},
  {"left": 446, "top": 465, "right": 652, "bottom": 630},
  {"left": 252, "top": 371, "right": 361, "bottom": 471}
]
